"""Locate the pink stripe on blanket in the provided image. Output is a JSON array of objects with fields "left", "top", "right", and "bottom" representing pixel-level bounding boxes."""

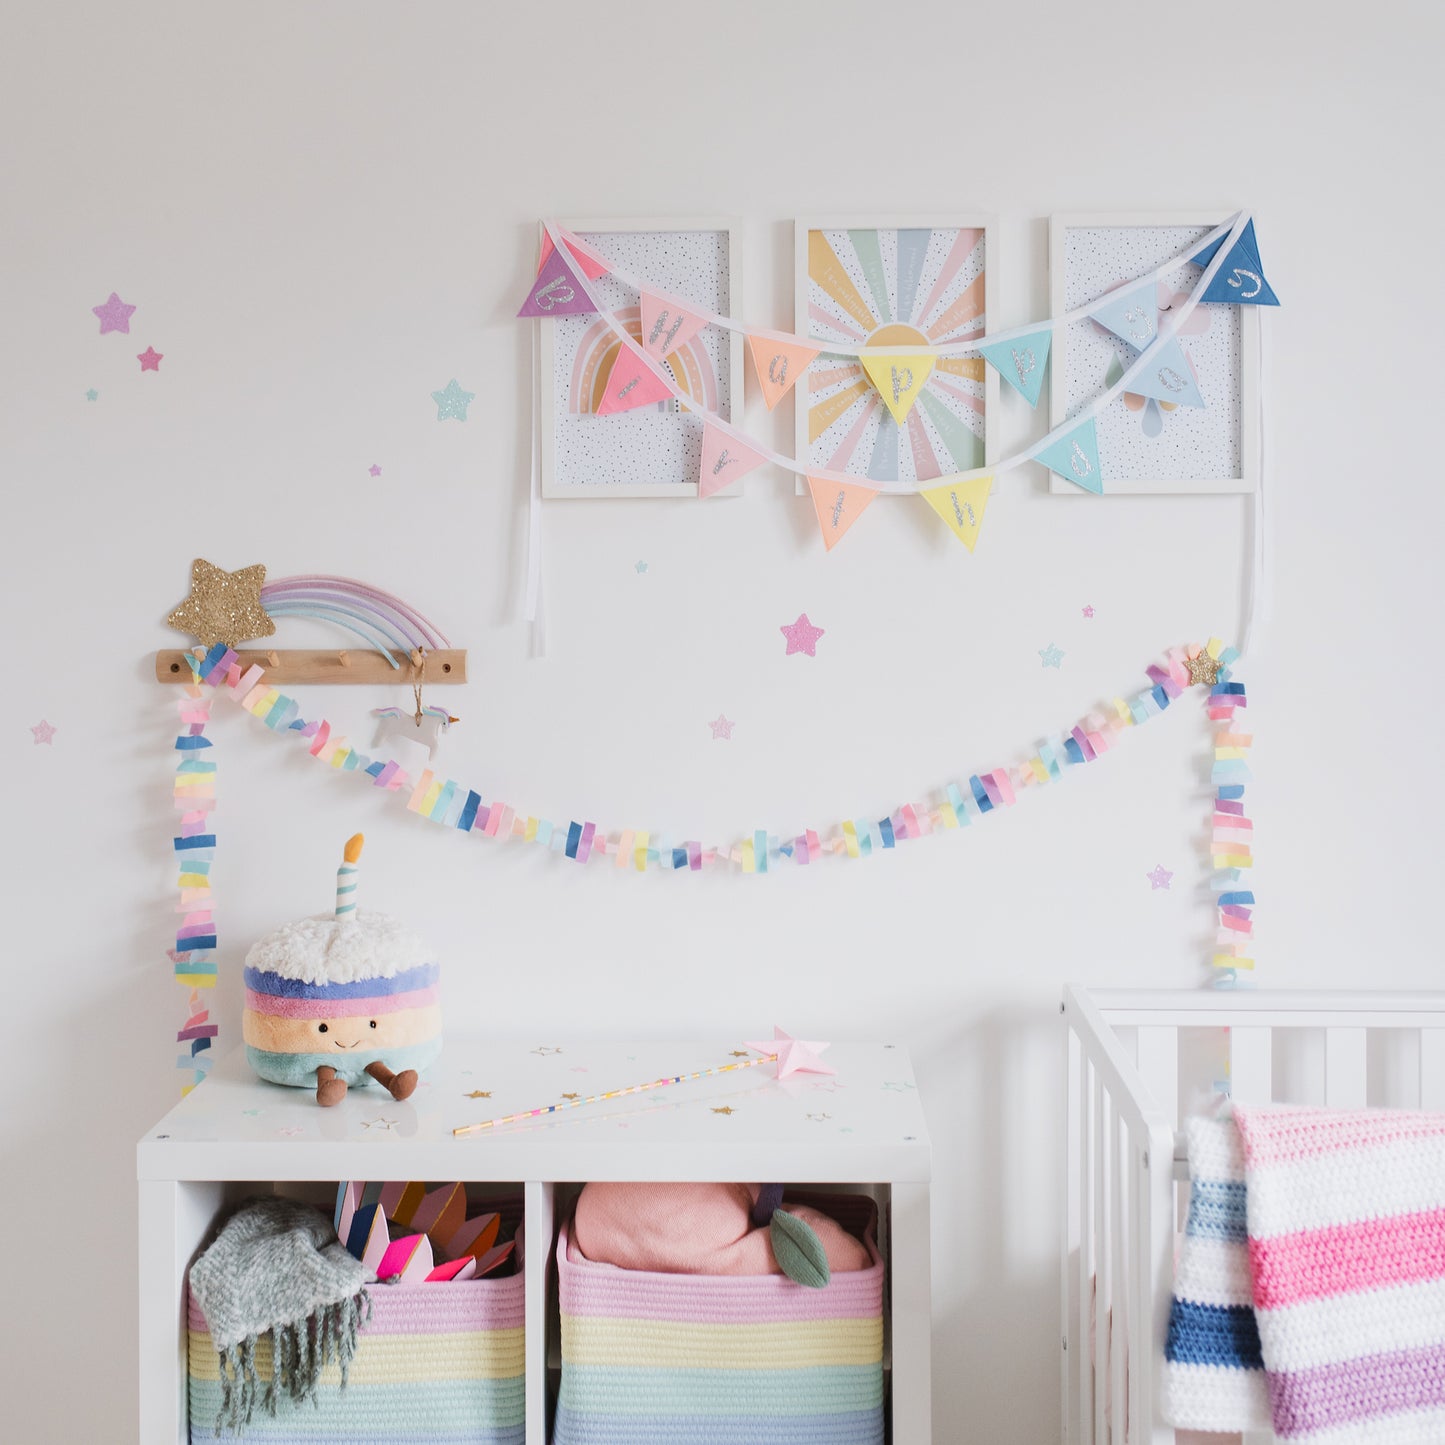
[
  {"left": 1234, "top": 1105, "right": 1445, "bottom": 1168},
  {"left": 1249, "top": 1207, "right": 1445, "bottom": 1310},
  {"left": 244, "top": 986, "right": 438, "bottom": 1018},
  {"left": 1268, "top": 1340, "right": 1445, "bottom": 1438}
]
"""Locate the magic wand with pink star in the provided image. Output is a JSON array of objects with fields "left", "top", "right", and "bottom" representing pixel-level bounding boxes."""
[{"left": 452, "top": 1029, "right": 832, "bottom": 1137}]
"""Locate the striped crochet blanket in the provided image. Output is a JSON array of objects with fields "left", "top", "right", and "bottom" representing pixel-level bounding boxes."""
[{"left": 1165, "top": 1103, "right": 1445, "bottom": 1443}]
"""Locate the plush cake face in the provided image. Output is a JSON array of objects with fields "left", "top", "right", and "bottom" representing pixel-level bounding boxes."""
[{"left": 243, "top": 906, "right": 444, "bottom": 1089}]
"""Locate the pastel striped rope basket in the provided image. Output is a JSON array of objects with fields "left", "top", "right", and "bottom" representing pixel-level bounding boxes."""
[
  {"left": 187, "top": 1225, "right": 524, "bottom": 1443},
  {"left": 555, "top": 1195, "right": 885, "bottom": 1445}
]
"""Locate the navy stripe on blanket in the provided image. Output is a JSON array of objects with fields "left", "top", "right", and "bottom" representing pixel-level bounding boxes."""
[{"left": 1166, "top": 1298, "right": 1264, "bottom": 1370}]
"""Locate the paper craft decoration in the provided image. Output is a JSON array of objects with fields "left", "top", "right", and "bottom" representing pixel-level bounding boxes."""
[
  {"left": 166, "top": 559, "right": 275, "bottom": 649},
  {"left": 794, "top": 217, "right": 998, "bottom": 489},
  {"left": 334, "top": 1181, "right": 515, "bottom": 1284},
  {"left": 1050, "top": 212, "right": 1261, "bottom": 493},
  {"left": 539, "top": 219, "right": 744, "bottom": 498},
  {"left": 744, "top": 1028, "right": 835, "bottom": 1080},
  {"left": 241, "top": 833, "right": 443, "bottom": 1105},
  {"left": 920, "top": 474, "right": 993, "bottom": 549}
]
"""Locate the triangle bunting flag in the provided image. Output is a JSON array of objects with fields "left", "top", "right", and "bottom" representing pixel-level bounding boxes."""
[
  {"left": 920, "top": 474, "right": 993, "bottom": 550},
  {"left": 1088, "top": 282, "right": 1157, "bottom": 350},
  {"left": 859, "top": 353, "right": 934, "bottom": 425},
  {"left": 979, "top": 330, "right": 1050, "bottom": 407},
  {"left": 537, "top": 232, "right": 611, "bottom": 282},
  {"left": 595, "top": 346, "right": 673, "bottom": 416},
  {"left": 699, "top": 422, "right": 767, "bottom": 498},
  {"left": 1037, "top": 418, "right": 1103, "bottom": 494},
  {"left": 1191, "top": 220, "right": 1280, "bottom": 306},
  {"left": 749, "top": 336, "right": 819, "bottom": 410},
  {"left": 640, "top": 291, "right": 707, "bottom": 361},
  {"left": 1128, "top": 337, "right": 1205, "bottom": 408},
  {"left": 806, "top": 475, "right": 878, "bottom": 551},
  {"left": 518, "top": 245, "right": 595, "bottom": 318}
]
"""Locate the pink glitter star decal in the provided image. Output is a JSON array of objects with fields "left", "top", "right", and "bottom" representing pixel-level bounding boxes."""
[
  {"left": 1146, "top": 864, "right": 1173, "bottom": 890},
  {"left": 368, "top": 464, "right": 382, "bottom": 477},
  {"left": 92, "top": 292, "right": 136, "bottom": 334},
  {"left": 137, "top": 346, "right": 163, "bottom": 371},
  {"left": 1082, "top": 605, "right": 1095, "bottom": 618},
  {"left": 780, "top": 613, "right": 825, "bottom": 657},
  {"left": 708, "top": 714, "right": 734, "bottom": 740},
  {"left": 30, "top": 720, "right": 56, "bottom": 745}
]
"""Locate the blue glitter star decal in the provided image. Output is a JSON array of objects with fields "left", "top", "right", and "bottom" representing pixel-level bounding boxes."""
[
  {"left": 635, "top": 560, "right": 648, "bottom": 574},
  {"left": 85, "top": 389, "right": 99, "bottom": 401},
  {"left": 1039, "top": 642, "right": 1065, "bottom": 669},
  {"left": 431, "top": 378, "right": 475, "bottom": 421}
]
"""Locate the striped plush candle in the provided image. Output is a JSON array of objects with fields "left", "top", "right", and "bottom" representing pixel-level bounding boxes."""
[{"left": 1233, "top": 1104, "right": 1445, "bottom": 1444}]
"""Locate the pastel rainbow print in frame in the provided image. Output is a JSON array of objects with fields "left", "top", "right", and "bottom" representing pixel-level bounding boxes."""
[
  {"left": 793, "top": 215, "right": 999, "bottom": 493},
  {"left": 539, "top": 218, "right": 745, "bottom": 498},
  {"left": 1050, "top": 211, "right": 1261, "bottom": 495}
]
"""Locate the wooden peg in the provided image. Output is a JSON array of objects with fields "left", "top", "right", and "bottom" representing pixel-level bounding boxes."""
[{"left": 337, "top": 650, "right": 350, "bottom": 668}]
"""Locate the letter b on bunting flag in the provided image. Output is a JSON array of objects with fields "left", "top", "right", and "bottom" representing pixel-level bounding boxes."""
[
  {"left": 518, "top": 245, "right": 595, "bottom": 319},
  {"left": 806, "top": 475, "right": 877, "bottom": 550},
  {"left": 920, "top": 474, "right": 993, "bottom": 550}
]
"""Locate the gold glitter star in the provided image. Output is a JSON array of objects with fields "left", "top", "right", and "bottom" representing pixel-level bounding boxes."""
[
  {"left": 561, "top": 1092, "right": 580, "bottom": 1101},
  {"left": 729, "top": 1050, "right": 750, "bottom": 1058},
  {"left": 711, "top": 1105, "right": 736, "bottom": 1115},
  {"left": 166, "top": 558, "right": 275, "bottom": 647},
  {"left": 465, "top": 1089, "right": 492, "bottom": 1099},
  {"left": 1184, "top": 650, "right": 1223, "bottom": 687}
]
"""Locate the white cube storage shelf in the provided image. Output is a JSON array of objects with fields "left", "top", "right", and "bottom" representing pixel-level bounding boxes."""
[{"left": 138, "top": 1038, "right": 933, "bottom": 1444}]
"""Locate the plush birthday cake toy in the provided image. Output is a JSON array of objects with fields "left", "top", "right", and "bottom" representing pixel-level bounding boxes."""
[{"left": 242, "top": 834, "right": 443, "bottom": 1106}]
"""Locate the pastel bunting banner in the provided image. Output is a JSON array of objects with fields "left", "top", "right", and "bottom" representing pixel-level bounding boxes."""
[
  {"left": 920, "top": 474, "right": 992, "bottom": 550},
  {"left": 859, "top": 352, "right": 935, "bottom": 425},
  {"left": 806, "top": 474, "right": 878, "bottom": 550},
  {"left": 595, "top": 347, "right": 673, "bottom": 415},
  {"left": 1088, "top": 281, "right": 1158, "bottom": 350},
  {"left": 1192, "top": 219, "right": 1279, "bottom": 306},
  {"left": 699, "top": 421, "right": 767, "bottom": 498},
  {"left": 748, "top": 335, "right": 818, "bottom": 410},
  {"left": 1126, "top": 336, "right": 1205, "bottom": 408},
  {"left": 1035, "top": 417, "right": 1103, "bottom": 494},
  {"left": 640, "top": 291, "right": 706, "bottom": 361},
  {"left": 517, "top": 244, "right": 594, "bottom": 318},
  {"left": 979, "top": 330, "right": 1050, "bottom": 407}
]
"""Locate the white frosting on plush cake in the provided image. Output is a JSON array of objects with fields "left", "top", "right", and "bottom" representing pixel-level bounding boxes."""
[{"left": 244, "top": 908, "right": 433, "bottom": 985}]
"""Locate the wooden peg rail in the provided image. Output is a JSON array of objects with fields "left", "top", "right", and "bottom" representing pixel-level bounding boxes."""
[{"left": 154, "top": 648, "right": 468, "bottom": 685}]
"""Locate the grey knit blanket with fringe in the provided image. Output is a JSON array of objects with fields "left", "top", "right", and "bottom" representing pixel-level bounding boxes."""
[{"left": 189, "top": 1197, "right": 371, "bottom": 1433}]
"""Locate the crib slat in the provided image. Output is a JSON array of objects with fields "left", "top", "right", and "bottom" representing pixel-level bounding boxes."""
[
  {"left": 1423, "top": 1030, "right": 1445, "bottom": 1111},
  {"left": 1325, "top": 1027, "right": 1368, "bottom": 1108},
  {"left": 1229, "top": 1026, "right": 1272, "bottom": 1103},
  {"left": 1077, "top": 1055, "right": 1094, "bottom": 1443},
  {"left": 1135, "top": 1026, "right": 1178, "bottom": 1130},
  {"left": 1063, "top": 1028, "right": 1080, "bottom": 1445},
  {"left": 1093, "top": 1077, "right": 1110, "bottom": 1445},
  {"left": 1110, "top": 1114, "right": 1127, "bottom": 1443}
]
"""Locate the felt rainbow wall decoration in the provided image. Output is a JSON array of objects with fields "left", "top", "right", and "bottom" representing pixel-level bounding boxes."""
[{"left": 260, "top": 574, "right": 451, "bottom": 668}]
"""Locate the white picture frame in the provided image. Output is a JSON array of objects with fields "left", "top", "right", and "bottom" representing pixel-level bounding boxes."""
[
  {"left": 538, "top": 217, "right": 745, "bottom": 499},
  {"left": 1049, "top": 210, "right": 1260, "bottom": 495},
  {"left": 792, "top": 214, "right": 999, "bottom": 493}
]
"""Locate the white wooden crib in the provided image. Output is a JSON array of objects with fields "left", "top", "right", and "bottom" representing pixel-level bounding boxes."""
[{"left": 1061, "top": 985, "right": 1445, "bottom": 1444}]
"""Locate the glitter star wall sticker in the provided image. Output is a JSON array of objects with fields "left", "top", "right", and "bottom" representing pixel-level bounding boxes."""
[
  {"left": 1146, "top": 864, "right": 1173, "bottom": 890},
  {"left": 137, "top": 346, "right": 163, "bottom": 371},
  {"left": 1039, "top": 642, "right": 1065, "bottom": 669},
  {"left": 92, "top": 292, "right": 135, "bottom": 334},
  {"left": 166, "top": 558, "right": 276, "bottom": 648},
  {"left": 708, "top": 714, "right": 734, "bottom": 740},
  {"left": 431, "top": 378, "right": 475, "bottom": 421},
  {"left": 31, "top": 720, "right": 56, "bottom": 744},
  {"left": 1184, "top": 647, "right": 1223, "bottom": 686},
  {"left": 780, "top": 613, "right": 825, "bottom": 657}
]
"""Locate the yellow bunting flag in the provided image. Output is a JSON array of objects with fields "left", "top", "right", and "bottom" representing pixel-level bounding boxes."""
[
  {"left": 919, "top": 474, "right": 993, "bottom": 551},
  {"left": 748, "top": 335, "right": 819, "bottom": 410},
  {"left": 806, "top": 475, "right": 878, "bottom": 551},
  {"left": 859, "top": 353, "right": 935, "bottom": 425}
]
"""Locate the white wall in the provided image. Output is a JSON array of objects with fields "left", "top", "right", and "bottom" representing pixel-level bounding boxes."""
[{"left": 3, "top": 3, "right": 1441, "bottom": 1439}]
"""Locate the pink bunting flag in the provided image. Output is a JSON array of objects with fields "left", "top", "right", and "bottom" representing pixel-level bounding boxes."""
[
  {"left": 699, "top": 421, "right": 767, "bottom": 498},
  {"left": 537, "top": 231, "right": 610, "bottom": 281},
  {"left": 640, "top": 291, "right": 706, "bottom": 361},
  {"left": 518, "top": 245, "right": 594, "bottom": 318},
  {"left": 595, "top": 345, "right": 673, "bottom": 416}
]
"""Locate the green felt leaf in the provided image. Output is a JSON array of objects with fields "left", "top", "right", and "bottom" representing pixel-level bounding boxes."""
[{"left": 770, "top": 1210, "right": 830, "bottom": 1289}]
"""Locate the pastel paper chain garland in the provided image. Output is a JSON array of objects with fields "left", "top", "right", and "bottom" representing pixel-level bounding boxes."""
[
  {"left": 1209, "top": 681, "right": 1255, "bottom": 986},
  {"left": 170, "top": 680, "right": 221, "bottom": 1092}
]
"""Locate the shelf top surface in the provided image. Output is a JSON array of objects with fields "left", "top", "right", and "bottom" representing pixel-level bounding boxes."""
[{"left": 139, "top": 1038, "right": 931, "bottom": 1182}]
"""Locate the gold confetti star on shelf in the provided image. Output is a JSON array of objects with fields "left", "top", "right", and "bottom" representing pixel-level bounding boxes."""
[
  {"left": 1185, "top": 650, "right": 1223, "bottom": 687},
  {"left": 561, "top": 1092, "right": 580, "bottom": 1101},
  {"left": 531, "top": 1045, "right": 562, "bottom": 1056},
  {"left": 464, "top": 1090, "right": 492, "bottom": 1099},
  {"left": 711, "top": 1105, "right": 736, "bottom": 1115},
  {"left": 729, "top": 1050, "right": 751, "bottom": 1058},
  {"left": 165, "top": 558, "right": 275, "bottom": 648}
]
